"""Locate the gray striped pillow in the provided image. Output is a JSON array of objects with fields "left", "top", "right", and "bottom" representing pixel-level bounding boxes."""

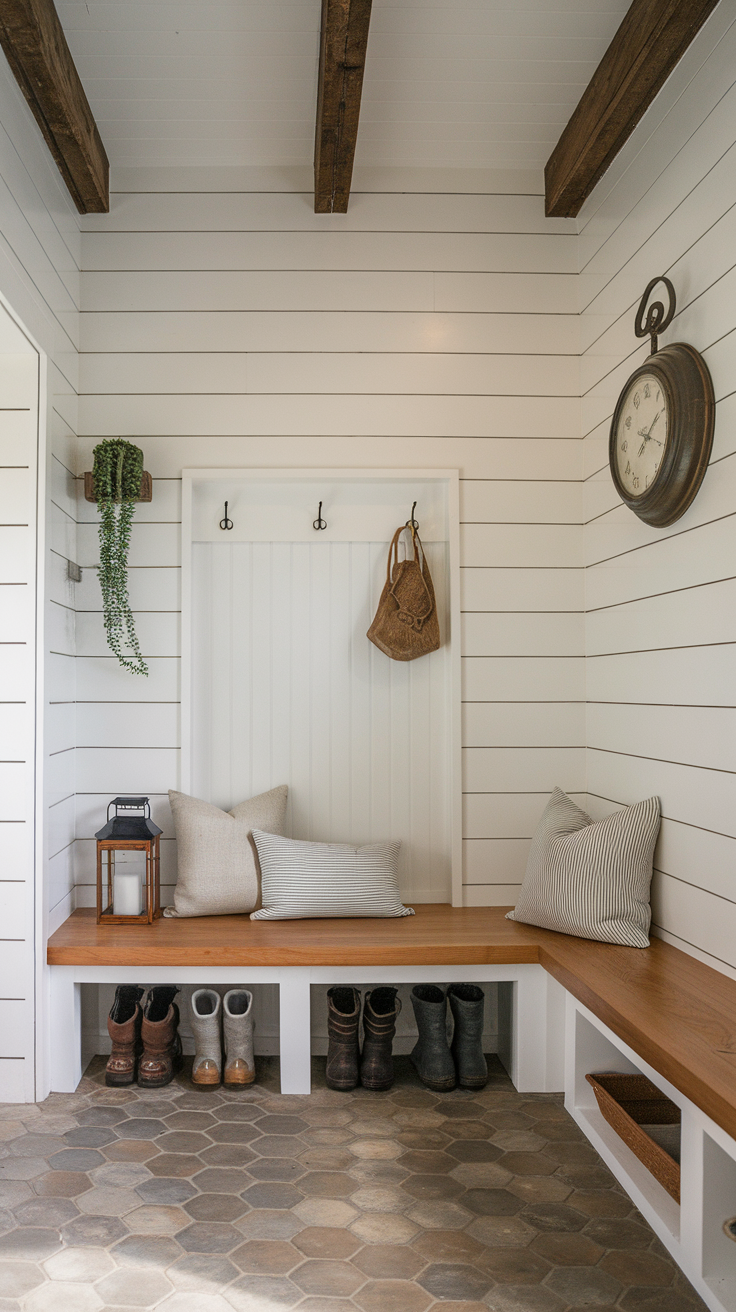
[
  {"left": 250, "top": 831, "right": 414, "bottom": 921},
  {"left": 506, "top": 788, "right": 660, "bottom": 948}
]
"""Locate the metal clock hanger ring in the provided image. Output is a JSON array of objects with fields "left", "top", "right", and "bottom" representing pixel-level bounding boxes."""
[{"left": 634, "top": 276, "right": 676, "bottom": 356}]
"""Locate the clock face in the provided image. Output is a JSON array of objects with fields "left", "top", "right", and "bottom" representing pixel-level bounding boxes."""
[{"left": 613, "top": 371, "right": 669, "bottom": 498}]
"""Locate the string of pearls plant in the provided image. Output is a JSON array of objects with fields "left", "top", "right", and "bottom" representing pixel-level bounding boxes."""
[{"left": 93, "top": 438, "right": 148, "bottom": 676}]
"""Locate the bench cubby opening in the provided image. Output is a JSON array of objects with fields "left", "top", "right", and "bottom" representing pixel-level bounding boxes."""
[
  {"left": 703, "top": 1131, "right": 736, "bottom": 1309},
  {"left": 567, "top": 1001, "right": 681, "bottom": 1242}
]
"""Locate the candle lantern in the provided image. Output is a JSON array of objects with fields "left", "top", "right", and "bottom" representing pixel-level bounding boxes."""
[{"left": 95, "top": 797, "right": 162, "bottom": 925}]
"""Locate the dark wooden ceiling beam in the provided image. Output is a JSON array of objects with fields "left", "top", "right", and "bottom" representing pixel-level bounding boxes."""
[
  {"left": 545, "top": 0, "right": 721, "bottom": 218},
  {"left": 0, "top": 0, "right": 108, "bottom": 213},
  {"left": 314, "top": 0, "right": 372, "bottom": 214}
]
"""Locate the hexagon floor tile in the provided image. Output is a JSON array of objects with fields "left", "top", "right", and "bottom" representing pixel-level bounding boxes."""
[{"left": 0, "top": 1051, "right": 709, "bottom": 1311}]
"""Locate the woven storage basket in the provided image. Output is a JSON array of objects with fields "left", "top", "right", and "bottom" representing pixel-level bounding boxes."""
[{"left": 586, "top": 1072, "right": 681, "bottom": 1203}]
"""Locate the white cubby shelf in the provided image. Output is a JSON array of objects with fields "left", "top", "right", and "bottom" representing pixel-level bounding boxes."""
[{"left": 565, "top": 992, "right": 736, "bottom": 1312}]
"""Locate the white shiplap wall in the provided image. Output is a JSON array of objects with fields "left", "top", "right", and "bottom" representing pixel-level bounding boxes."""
[
  {"left": 0, "top": 344, "right": 40, "bottom": 1103},
  {"left": 0, "top": 50, "right": 81, "bottom": 1099},
  {"left": 580, "top": 4, "right": 736, "bottom": 977},
  {"left": 75, "top": 171, "right": 583, "bottom": 912}
]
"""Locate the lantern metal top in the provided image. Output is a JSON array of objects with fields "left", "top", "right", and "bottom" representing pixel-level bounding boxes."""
[{"left": 95, "top": 796, "right": 162, "bottom": 841}]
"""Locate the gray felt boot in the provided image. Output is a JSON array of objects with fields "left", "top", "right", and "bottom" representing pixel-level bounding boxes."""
[
  {"left": 409, "top": 985, "right": 456, "bottom": 1091},
  {"left": 190, "top": 989, "right": 222, "bottom": 1087},
  {"left": 448, "top": 983, "right": 488, "bottom": 1089},
  {"left": 223, "top": 989, "right": 255, "bottom": 1087}
]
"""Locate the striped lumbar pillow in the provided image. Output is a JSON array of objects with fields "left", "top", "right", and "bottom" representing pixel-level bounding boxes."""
[
  {"left": 506, "top": 788, "right": 660, "bottom": 948},
  {"left": 250, "top": 831, "right": 414, "bottom": 920}
]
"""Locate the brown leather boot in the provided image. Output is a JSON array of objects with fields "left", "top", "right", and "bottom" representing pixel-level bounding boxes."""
[
  {"left": 106, "top": 986, "right": 144, "bottom": 1086},
  {"left": 326, "top": 987, "right": 361, "bottom": 1091},
  {"left": 360, "top": 987, "right": 400, "bottom": 1091},
  {"left": 138, "top": 986, "right": 183, "bottom": 1088}
]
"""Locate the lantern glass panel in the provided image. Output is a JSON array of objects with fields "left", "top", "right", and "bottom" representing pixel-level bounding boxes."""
[{"left": 112, "top": 849, "right": 145, "bottom": 916}]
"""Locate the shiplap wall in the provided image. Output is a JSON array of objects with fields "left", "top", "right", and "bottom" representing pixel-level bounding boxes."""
[
  {"left": 75, "top": 169, "right": 582, "bottom": 912},
  {"left": 0, "top": 344, "right": 40, "bottom": 1103},
  {"left": 0, "top": 51, "right": 80, "bottom": 1099},
  {"left": 580, "top": 4, "right": 736, "bottom": 977}
]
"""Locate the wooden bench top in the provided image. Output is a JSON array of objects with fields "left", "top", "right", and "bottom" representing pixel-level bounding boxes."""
[{"left": 48, "top": 905, "right": 736, "bottom": 1144}]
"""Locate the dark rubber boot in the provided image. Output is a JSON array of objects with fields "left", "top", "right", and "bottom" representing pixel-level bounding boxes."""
[
  {"left": 360, "top": 987, "right": 401, "bottom": 1091},
  {"left": 106, "top": 985, "right": 144, "bottom": 1086},
  {"left": 448, "top": 983, "right": 488, "bottom": 1089},
  {"left": 326, "top": 987, "right": 361, "bottom": 1091},
  {"left": 138, "top": 986, "right": 183, "bottom": 1088},
  {"left": 409, "top": 985, "right": 456, "bottom": 1091}
]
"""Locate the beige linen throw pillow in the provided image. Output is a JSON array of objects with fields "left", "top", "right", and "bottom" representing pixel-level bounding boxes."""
[{"left": 165, "top": 786, "right": 288, "bottom": 917}]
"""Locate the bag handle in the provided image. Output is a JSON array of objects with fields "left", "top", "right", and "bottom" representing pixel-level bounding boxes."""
[
  {"left": 387, "top": 525, "right": 433, "bottom": 622},
  {"left": 386, "top": 524, "right": 424, "bottom": 586}
]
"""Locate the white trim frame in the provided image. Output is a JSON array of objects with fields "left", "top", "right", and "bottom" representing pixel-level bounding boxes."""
[{"left": 180, "top": 467, "right": 463, "bottom": 904}]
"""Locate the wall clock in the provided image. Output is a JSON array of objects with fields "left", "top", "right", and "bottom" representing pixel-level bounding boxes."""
[{"left": 609, "top": 277, "right": 715, "bottom": 527}]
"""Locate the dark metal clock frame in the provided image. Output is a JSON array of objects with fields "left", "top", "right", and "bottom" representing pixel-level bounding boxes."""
[{"left": 609, "top": 278, "right": 715, "bottom": 528}]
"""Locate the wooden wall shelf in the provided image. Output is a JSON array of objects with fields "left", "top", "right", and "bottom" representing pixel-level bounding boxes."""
[{"left": 84, "top": 471, "right": 152, "bottom": 502}]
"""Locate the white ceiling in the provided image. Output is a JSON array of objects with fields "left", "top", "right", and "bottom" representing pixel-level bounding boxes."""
[{"left": 58, "top": 0, "right": 632, "bottom": 173}]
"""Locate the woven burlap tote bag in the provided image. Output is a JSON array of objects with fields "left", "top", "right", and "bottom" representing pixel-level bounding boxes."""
[{"left": 367, "top": 525, "right": 441, "bottom": 661}]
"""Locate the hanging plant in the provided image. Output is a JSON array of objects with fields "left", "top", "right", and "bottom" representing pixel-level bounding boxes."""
[{"left": 93, "top": 438, "right": 148, "bottom": 676}]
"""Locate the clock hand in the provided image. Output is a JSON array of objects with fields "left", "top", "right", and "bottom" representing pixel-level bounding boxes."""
[{"left": 637, "top": 409, "right": 664, "bottom": 441}]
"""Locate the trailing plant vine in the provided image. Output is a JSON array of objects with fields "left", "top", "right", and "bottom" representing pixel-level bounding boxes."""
[{"left": 93, "top": 438, "right": 148, "bottom": 676}]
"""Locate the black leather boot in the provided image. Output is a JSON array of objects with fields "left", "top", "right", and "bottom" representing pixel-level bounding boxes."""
[
  {"left": 409, "top": 985, "right": 455, "bottom": 1091},
  {"left": 448, "top": 983, "right": 488, "bottom": 1089},
  {"left": 326, "top": 987, "right": 361, "bottom": 1091},
  {"left": 360, "top": 987, "right": 400, "bottom": 1091}
]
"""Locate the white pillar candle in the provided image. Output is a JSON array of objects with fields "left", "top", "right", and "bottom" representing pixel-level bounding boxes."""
[{"left": 113, "top": 869, "right": 143, "bottom": 916}]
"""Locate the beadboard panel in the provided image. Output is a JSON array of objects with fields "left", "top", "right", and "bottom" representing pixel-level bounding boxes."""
[{"left": 190, "top": 539, "right": 452, "bottom": 904}]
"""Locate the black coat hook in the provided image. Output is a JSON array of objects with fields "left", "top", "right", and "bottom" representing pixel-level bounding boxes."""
[
  {"left": 219, "top": 501, "right": 234, "bottom": 530},
  {"left": 313, "top": 501, "right": 327, "bottom": 530},
  {"left": 407, "top": 501, "right": 419, "bottom": 531}
]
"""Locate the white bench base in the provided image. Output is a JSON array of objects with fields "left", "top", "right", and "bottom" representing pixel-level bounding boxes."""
[{"left": 49, "top": 961, "right": 566, "bottom": 1097}]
